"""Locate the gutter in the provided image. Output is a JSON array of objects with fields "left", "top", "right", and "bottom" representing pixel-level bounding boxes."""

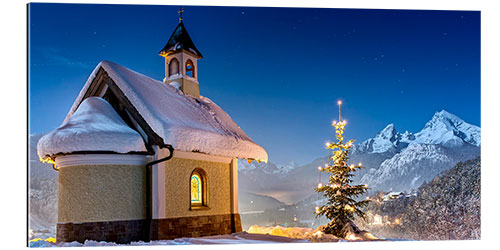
[{"left": 144, "top": 144, "right": 174, "bottom": 241}]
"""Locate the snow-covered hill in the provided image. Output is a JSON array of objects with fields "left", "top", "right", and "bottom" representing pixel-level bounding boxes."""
[
  {"left": 360, "top": 143, "right": 479, "bottom": 191},
  {"left": 399, "top": 157, "right": 481, "bottom": 240},
  {"left": 29, "top": 134, "right": 58, "bottom": 235}
]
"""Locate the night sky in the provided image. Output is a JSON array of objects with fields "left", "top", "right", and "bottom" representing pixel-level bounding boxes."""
[{"left": 28, "top": 3, "right": 480, "bottom": 165}]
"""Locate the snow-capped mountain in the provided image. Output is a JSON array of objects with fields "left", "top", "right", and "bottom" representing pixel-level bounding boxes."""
[
  {"left": 354, "top": 110, "right": 480, "bottom": 154},
  {"left": 357, "top": 110, "right": 481, "bottom": 191},
  {"left": 413, "top": 110, "right": 480, "bottom": 147},
  {"left": 353, "top": 124, "right": 412, "bottom": 154},
  {"left": 238, "top": 110, "right": 480, "bottom": 203}
]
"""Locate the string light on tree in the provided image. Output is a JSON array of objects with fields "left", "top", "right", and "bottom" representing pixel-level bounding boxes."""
[{"left": 314, "top": 100, "right": 371, "bottom": 238}]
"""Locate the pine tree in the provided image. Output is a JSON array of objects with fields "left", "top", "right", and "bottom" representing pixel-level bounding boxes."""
[{"left": 315, "top": 100, "right": 370, "bottom": 238}]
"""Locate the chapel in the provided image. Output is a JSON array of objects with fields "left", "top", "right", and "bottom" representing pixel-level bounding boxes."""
[{"left": 37, "top": 13, "right": 267, "bottom": 243}]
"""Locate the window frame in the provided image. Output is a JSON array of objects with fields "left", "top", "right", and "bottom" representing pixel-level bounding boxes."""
[
  {"left": 168, "top": 58, "right": 180, "bottom": 77},
  {"left": 185, "top": 59, "right": 195, "bottom": 78},
  {"left": 189, "top": 168, "right": 209, "bottom": 210}
]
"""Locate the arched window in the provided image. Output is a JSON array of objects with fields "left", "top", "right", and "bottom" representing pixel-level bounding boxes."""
[
  {"left": 190, "top": 168, "right": 207, "bottom": 209},
  {"left": 185, "top": 59, "right": 195, "bottom": 78},
  {"left": 168, "top": 58, "right": 179, "bottom": 77}
]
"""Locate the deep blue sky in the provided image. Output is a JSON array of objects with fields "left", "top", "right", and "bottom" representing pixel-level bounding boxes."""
[{"left": 28, "top": 3, "right": 480, "bottom": 165}]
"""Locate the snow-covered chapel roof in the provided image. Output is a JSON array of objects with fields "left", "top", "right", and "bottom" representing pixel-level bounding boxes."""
[
  {"left": 37, "top": 96, "right": 148, "bottom": 160},
  {"left": 49, "top": 60, "right": 267, "bottom": 162}
]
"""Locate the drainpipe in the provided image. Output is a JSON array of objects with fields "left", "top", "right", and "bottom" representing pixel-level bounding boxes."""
[{"left": 144, "top": 144, "right": 174, "bottom": 241}]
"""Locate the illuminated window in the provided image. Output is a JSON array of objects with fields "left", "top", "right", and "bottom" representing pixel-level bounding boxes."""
[
  {"left": 185, "top": 59, "right": 195, "bottom": 78},
  {"left": 169, "top": 58, "right": 179, "bottom": 76},
  {"left": 190, "top": 168, "right": 207, "bottom": 208}
]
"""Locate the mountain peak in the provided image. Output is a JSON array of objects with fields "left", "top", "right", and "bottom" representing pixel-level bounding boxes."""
[
  {"left": 416, "top": 110, "right": 480, "bottom": 147},
  {"left": 431, "top": 110, "right": 462, "bottom": 123},
  {"left": 355, "top": 110, "right": 480, "bottom": 154},
  {"left": 376, "top": 123, "right": 397, "bottom": 140},
  {"left": 354, "top": 123, "right": 403, "bottom": 154}
]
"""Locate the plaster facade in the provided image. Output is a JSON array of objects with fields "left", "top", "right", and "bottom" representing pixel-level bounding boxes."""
[
  {"left": 57, "top": 164, "right": 147, "bottom": 223},
  {"left": 162, "top": 157, "right": 231, "bottom": 218}
]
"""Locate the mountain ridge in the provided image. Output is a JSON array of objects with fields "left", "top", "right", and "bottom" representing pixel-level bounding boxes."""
[{"left": 239, "top": 109, "right": 480, "bottom": 203}]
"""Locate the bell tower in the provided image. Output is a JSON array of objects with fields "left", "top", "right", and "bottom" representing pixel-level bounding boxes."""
[{"left": 159, "top": 8, "right": 203, "bottom": 97}]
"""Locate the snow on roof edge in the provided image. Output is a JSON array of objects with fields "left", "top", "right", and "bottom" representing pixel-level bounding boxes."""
[{"left": 38, "top": 97, "right": 148, "bottom": 160}]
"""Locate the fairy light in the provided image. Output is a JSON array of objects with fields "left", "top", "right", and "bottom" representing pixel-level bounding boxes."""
[{"left": 318, "top": 183, "right": 323, "bottom": 188}]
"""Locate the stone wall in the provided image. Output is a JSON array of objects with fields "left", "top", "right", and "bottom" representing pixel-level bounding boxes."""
[
  {"left": 57, "top": 219, "right": 148, "bottom": 244},
  {"left": 150, "top": 213, "right": 242, "bottom": 240},
  {"left": 57, "top": 213, "right": 242, "bottom": 243}
]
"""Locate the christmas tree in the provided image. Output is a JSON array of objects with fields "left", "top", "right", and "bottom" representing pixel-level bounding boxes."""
[{"left": 315, "top": 100, "right": 370, "bottom": 238}]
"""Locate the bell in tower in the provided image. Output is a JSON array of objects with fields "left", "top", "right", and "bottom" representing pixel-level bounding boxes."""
[{"left": 159, "top": 8, "right": 203, "bottom": 97}]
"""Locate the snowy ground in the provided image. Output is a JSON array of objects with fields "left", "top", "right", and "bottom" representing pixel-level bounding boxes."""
[
  {"left": 29, "top": 225, "right": 391, "bottom": 247},
  {"left": 29, "top": 232, "right": 308, "bottom": 247}
]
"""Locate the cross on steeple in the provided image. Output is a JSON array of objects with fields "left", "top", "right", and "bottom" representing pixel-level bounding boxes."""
[{"left": 178, "top": 8, "right": 184, "bottom": 22}]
